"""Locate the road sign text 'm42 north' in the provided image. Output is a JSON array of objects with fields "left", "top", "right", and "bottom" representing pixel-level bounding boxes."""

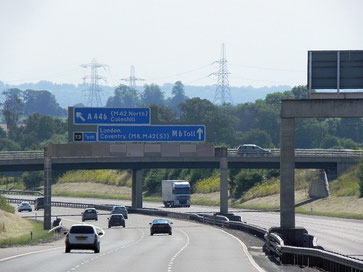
[
  {"left": 74, "top": 107, "right": 150, "bottom": 125},
  {"left": 98, "top": 125, "right": 206, "bottom": 142}
]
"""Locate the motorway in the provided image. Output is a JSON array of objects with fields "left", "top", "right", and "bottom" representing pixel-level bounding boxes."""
[
  {"left": 0, "top": 206, "right": 264, "bottom": 272},
  {"left": 6, "top": 195, "right": 363, "bottom": 260}
]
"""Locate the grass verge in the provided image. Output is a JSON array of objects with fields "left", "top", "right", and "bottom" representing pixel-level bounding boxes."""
[
  {"left": 295, "top": 207, "right": 363, "bottom": 220},
  {"left": 0, "top": 219, "right": 56, "bottom": 248}
]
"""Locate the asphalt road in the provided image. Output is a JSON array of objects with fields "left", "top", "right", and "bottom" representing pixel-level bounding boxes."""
[
  {"left": 7, "top": 195, "right": 363, "bottom": 259},
  {"left": 0, "top": 206, "right": 264, "bottom": 272}
]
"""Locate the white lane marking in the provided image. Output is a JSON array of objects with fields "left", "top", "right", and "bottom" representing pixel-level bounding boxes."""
[
  {"left": 0, "top": 247, "right": 63, "bottom": 262},
  {"left": 68, "top": 228, "right": 145, "bottom": 271},
  {"left": 168, "top": 228, "right": 190, "bottom": 272},
  {"left": 218, "top": 229, "right": 266, "bottom": 272}
]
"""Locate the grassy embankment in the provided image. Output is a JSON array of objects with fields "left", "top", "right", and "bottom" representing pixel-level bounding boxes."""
[
  {"left": 53, "top": 168, "right": 363, "bottom": 219},
  {"left": 0, "top": 195, "right": 56, "bottom": 247}
]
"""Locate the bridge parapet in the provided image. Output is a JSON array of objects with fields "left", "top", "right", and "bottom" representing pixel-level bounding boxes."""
[{"left": 46, "top": 143, "right": 215, "bottom": 158}]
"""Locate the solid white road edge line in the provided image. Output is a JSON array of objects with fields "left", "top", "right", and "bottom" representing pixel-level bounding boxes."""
[
  {"left": 218, "top": 229, "right": 266, "bottom": 272},
  {"left": 0, "top": 247, "right": 64, "bottom": 262}
]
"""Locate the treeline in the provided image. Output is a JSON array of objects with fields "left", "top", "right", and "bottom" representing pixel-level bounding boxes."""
[{"left": 1, "top": 83, "right": 363, "bottom": 196}]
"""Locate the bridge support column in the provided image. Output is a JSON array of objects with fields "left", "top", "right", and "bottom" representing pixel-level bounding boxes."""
[
  {"left": 44, "top": 148, "right": 52, "bottom": 230},
  {"left": 132, "top": 169, "right": 143, "bottom": 209},
  {"left": 219, "top": 147, "right": 228, "bottom": 214},
  {"left": 280, "top": 118, "right": 295, "bottom": 229}
]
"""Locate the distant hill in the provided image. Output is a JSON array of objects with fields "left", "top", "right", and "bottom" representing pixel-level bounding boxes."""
[{"left": 0, "top": 80, "right": 291, "bottom": 108}]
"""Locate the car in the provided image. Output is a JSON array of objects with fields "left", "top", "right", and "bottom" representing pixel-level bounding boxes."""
[
  {"left": 108, "top": 214, "right": 125, "bottom": 228},
  {"left": 18, "top": 201, "right": 32, "bottom": 212},
  {"left": 65, "top": 224, "right": 102, "bottom": 253},
  {"left": 149, "top": 218, "right": 172, "bottom": 236},
  {"left": 110, "top": 205, "right": 128, "bottom": 219},
  {"left": 34, "top": 197, "right": 44, "bottom": 211},
  {"left": 82, "top": 208, "right": 98, "bottom": 221},
  {"left": 237, "top": 144, "right": 271, "bottom": 155}
]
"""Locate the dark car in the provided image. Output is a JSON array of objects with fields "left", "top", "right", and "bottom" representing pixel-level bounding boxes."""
[
  {"left": 108, "top": 214, "right": 125, "bottom": 228},
  {"left": 237, "top": 144, "right": 271, "bottom": 155},
  {"left": 18, "top": 201, "right": 32, "bottom": 212},
  {"left": 149, "top": 218, "right": 172, "bottom": 236},
  {"left": 34, "top": 197, "right": 44, "bottom": 211},
  {"left": 65, "top": 224, "right": 102, "bottom": 253},
  {"left": 110, "top": 205, "right": 128, "bottom": 219},
  {"left": 82, "top": 208, "right": 98, "bottom": 221}
]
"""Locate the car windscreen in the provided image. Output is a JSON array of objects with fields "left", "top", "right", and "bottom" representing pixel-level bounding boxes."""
[
  {"left": 153, "top": 219, "right": 169, "bottom": 224},
  {"left": 85, "top": 209, "right": 96, "bottom": 213},
  {"left": 70, "top": 226, "right": 94, "bottom": 234}
]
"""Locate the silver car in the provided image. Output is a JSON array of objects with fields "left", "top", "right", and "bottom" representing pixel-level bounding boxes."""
[
  {"left": 18, "top": 201, "right": 32, "bottom": 212},
  {"left": 82, "top": 208, "right": 98, "bottom": 221},
  {"left": 110, "top": 205, "right": 128, "bottom": 219},
  {"left": 65, "top": 224, "right": 102, "bottom": 253},
  {"left": 237, "top": 144, "right": 271, "bottom": 155}
]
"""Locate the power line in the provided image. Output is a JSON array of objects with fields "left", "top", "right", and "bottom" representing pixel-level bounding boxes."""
[
  {"left": 120, "top": 65, "right": 145, "bottom": 89},
  {"left": 146, "top": 63, "right": 212, "bottom": 81},
  {"left": 209, "top": 43, "right": 233, "bottom": 104},
  {"left": 81, "top": 59, "right": 108, "bottom": 107}
]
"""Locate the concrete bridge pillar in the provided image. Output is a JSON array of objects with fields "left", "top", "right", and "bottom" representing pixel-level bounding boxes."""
[
  {"left": 43, "top": 147, "right": 52, "bottom": 230},
  {"left": 132, "top": 169, "right": 143, "bottom": 209},
  {"left": 219, "top": 147, "right": 228, "bottom": 215},
  {"left": 280, "top": 118, "right": 295, "bottom": 229}
]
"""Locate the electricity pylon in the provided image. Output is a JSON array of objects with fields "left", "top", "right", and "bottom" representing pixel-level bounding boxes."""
[
  {"left": 81, "top": 59, "right": 108, "bottom": 107},
  {"left": 121, "top": 65, "right": 144, "bottom": 89},
  {"left": 209, "top": 43, "right": 233, "bottom": 105}
]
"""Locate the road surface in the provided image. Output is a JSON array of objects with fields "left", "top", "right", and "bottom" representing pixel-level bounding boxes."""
[{"left": 0, "top": 206, "right": 264, "bottom": 272}]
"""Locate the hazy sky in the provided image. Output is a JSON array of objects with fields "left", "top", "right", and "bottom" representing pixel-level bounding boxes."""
[{"left": 0, "top": 0, "right": 362, "bottom": 87}]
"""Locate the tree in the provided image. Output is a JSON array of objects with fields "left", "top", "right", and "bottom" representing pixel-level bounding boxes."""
[
  {"left": 179, "top": 98, "right": 237, "bottom": 144},
  {"left": 242, "top": 129, "right": 273, "bottom": 148},
  {"left": 141, "top": 84, "right": 165, "bottom": 105},
  {"left": 106, "top": 85, "right": 139, "bottom": 107},
  {"left": 23, "top": 89, "right": 66, "bottom": 117},
  {"left": 20, "top": 113, "right": 67, "bottom": 149},
  {"left": 2, "top": 88, "right": 24, "bottom": 140},
  {"left": 167, "top": 81, "right": 188, "bottom": 113}
]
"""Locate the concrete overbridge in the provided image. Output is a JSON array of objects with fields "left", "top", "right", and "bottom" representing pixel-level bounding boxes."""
[{"left": 0, "top": 143, "right": 362, "bottom": 229}]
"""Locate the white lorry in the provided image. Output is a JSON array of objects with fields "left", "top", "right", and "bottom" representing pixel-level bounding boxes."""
[{"left": 162, "top": 180, "right": 191, "bottom": 208}]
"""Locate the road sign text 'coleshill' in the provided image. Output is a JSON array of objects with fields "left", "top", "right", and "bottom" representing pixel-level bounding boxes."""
[
  {"left": 98, "top": 125, "right": 206, "bottom": 142},
  {"left": 74, "top": 107, "right": 150, "bottom": 125}
]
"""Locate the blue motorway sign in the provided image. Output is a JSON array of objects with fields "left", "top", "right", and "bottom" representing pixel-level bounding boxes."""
[
  {"left": 98, "top": 125, "right": 206, "bottom": 142},
  {"left": 74, "top": 107, "right": 150, "bottom": 125}
]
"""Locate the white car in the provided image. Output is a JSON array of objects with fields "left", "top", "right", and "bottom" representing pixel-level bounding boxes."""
[{"left": 65, "top": 224, "right": 102, "bottom": 253}]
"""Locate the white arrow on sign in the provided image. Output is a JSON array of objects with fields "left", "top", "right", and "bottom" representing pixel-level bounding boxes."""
[
  {"left": 76, "top": 112, "right": 86, "bottom": 122},
  {"left": 197, "top": 128, "right": 203, "bottom": 140}
]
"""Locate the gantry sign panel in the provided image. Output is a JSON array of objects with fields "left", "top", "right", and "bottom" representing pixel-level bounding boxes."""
[{"left": 308, "top": 50, "right": 363, "bottom": 89}]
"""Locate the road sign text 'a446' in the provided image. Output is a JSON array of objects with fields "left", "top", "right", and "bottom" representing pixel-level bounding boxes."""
[{"left": 74, "top": 107, "right": 150, "bottom": 125}]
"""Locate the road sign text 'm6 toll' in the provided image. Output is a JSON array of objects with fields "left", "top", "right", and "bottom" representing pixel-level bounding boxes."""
[
  {"left": 74, "top": 107, "right": 150, "bottom": 125},
  {"left": 98, "top": 125, "right": 206, "bottom": 142}
]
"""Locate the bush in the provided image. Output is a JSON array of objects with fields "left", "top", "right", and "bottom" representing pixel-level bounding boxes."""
[
  {"left": 144, "top": 169, "right": 167, "bottom": 195},
  {"left": 0, "top": 195, "right": 14, "bottom": 213},
  {"left": 231, "top": 170, "right": 263, "bottom": 198},
  {"left": 22, "top": 171, "right": 43, "bottom": 189},
  {"left": 57, "top": 170, "right": 131, "bottom": 186},
  {"left": 193, "top": 174, "right": 220, "bottom": 193}
]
